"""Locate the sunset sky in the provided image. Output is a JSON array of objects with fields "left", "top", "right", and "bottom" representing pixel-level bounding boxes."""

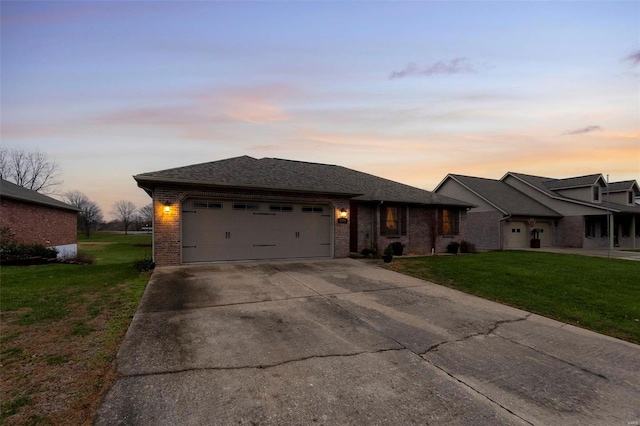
[{"left": 2, "top": 1, "right": 639, "bottom": 220}]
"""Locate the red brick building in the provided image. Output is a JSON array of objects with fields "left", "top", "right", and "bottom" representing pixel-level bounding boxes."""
[
  {"left": 1, "top": 179, "right": 79, "bottom": 258},
  {"left": 134, "top": 156, "right": 472, "bottom": 266}
]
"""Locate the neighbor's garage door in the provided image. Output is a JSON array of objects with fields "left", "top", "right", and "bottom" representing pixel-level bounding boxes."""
[
  {"left": 537, "top": 222, "right": 552, "bottom": 247},
  {"left": 181, "top": 199, "right": 332, "bottom": 262},
  {"left": 507, "top": 221, "right": 528, "bottom": 248}
]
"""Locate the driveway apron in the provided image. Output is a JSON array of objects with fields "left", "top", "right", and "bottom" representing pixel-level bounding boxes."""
[{"left": 96, "top": 259, "right": 640, "bottom": 425}]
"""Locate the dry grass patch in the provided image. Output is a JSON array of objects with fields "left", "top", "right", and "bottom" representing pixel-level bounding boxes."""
[{"left": 1, "top": 233, "right": 151, "bottom": 425}]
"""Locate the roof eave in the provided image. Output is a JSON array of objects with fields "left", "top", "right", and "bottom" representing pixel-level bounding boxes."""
[
  {"left": 0, "top": 194, "right": 81, "bottom": 212},
  {"left": 133, "top": 175, "right": 362, "bottom": 197}
]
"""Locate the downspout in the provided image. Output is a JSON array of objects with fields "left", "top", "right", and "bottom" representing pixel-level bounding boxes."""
[
  {"left": 375, "top": 200, "right": 384, "bottom": 254},
  {"left": 499, "top": 214, "right": 512, "bottom": 251}
]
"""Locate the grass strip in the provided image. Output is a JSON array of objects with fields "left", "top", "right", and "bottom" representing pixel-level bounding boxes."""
[
  {"left": 0, "top": 232, "right": 152, "bottom": 425},
  {"left": 387, "top": 251, "right": 640, "bottom": 344}
]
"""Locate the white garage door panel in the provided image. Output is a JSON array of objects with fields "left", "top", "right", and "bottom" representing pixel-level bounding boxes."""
[
  {"left": 182, "top": 199, "right": 332, "bottom": 262},
  {"left": 507, "top": 222, "right": 528, "bottom": 248},
  {"left": 537, "top": 223, "right": 552, "bottom": 247}
]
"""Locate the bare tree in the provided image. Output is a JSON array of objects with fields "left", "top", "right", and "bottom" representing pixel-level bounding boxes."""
[
  {"left": 63, "top": 190, "right": 103, "bottom": 237},
  {"left": 139, "top": 203, "right": 153, "bottom": 225},
  {"left": 111, "top": 200, "right": 137, "bottom": 235},
  {"left": 0, "top": 147, "right": 62, "bottom": 193}
]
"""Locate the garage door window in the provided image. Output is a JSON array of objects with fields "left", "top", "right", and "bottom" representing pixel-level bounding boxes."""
[
  {"left": 302, "top": 206, "right": 324, "bottom": 213},
  {"left": 193, "top": 201, "right": 222, "bottom": 210},
  {"left": 233, "top": 203, "right": 260, "bottom": 211},
  {"left": 269, "top": 204, "right": 294, "bottom": 212}
]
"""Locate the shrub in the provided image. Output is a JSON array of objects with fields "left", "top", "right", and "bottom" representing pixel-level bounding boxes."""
[
  {"left": 383, "top": 245, "right": 394, "bottom": 258},
  {"left": 0, "top": 228, "right": 58, "bottom": 260},
  {"left": 446, "top": 241, "right": 460, "bottom": 255},
  {"left": 133, "top": 255, "right": 155, "bottom": 272},
  {"left": 390, "top": 242, "right": 404, "bottom": 256},
  {"left": 29, "top": 245, "right": 58, "bottom": 259},
  {"left": 460, "top": 240, "right": 477, "bottom": 254},
  {"left": 361, "top": 248, "right": 374, "bottom": 257}
]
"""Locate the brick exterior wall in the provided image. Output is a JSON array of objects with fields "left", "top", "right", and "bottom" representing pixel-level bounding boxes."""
[
  {"left": 351, "top": 204, "right": 466, "bottom": 255},
  {"left": 0, "top": 198, "right": 77, "bottom": 247},
  {"left": 434, "top": 209, "right": 468, "bottom": 253},
  {"left": 556, "top": 216, "right": 584, "bottom": 248},
  {"left": 406, "top": 206, "right": 431, "bottom": 254},
  {"left": 462, "top": 210, "right": 502, "bottom": 250},
  {"left": 151, "top": 185, "right": 350, "bottom": 266}
]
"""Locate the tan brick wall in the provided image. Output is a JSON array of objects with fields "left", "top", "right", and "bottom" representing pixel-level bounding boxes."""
[
  {"left": 557, "top": 216, "right": 585, "bottom": 248},
  {"left": 463, "top": 210, "right": 503, "bottom": 250},
  {"left": 0, "top": 198, "right": 77, "bottom": 246},
  {"left": 150, "top": 185, "right": 351, "bottom": 266}
]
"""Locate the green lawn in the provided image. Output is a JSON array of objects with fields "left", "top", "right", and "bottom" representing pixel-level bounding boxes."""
[
  {"left": 0, "top": 232, "right": 152, "bottom": 425},
  {"left": 387, "top": 251, "right": 640, "bottom": 344}
]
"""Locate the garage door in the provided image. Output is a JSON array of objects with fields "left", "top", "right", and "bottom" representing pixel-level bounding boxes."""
[
  {"left": 507, "top": 222, "right": 528, "bottom": 248},
  {"left": 537, "top": 222, "right": 552, "bottom": 247},
  {"left": 181, "top": 199, "right": 332, "bottom": 262}
]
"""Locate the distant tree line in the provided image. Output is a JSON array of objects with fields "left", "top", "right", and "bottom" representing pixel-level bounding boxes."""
[
  {"left": 1, "top": 146, "right": 153, "bottom": 237},
  {"left": 0, "top": 147, "right": 62, "bottom": 193}
]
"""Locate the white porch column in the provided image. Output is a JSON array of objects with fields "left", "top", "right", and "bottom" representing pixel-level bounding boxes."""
[{"left": 609, "top": 214, "right": 614, "bottom": 249}]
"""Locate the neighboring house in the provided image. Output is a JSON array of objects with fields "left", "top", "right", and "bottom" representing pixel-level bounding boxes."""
[
  {"left": 0, "top": 179, "right": 79, "bottom": 258},
  {"left": 133, "top": 156, "right": 473, "bottom": 266},
  {"left": 435, "top": 172, "right": 640, "bottom": 250}
]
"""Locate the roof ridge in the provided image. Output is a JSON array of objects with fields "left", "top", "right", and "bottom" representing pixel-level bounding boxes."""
[
  {"left": 264, "top": 157, "right": 338, "bottom": 168},
  {"left": 136, "top": 155, "right": 257, "bottom": 177},
  {"left": 452, "top": 174, "right": 501, "bottom": 182},
  {"left": 544, "top": 173, "right": 602, "bottom": 182},
  {"left": 259, "top": 158, "right": 358, "bottom": 193}
]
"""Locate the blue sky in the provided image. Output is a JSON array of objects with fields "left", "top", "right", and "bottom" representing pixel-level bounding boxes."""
[{"left": 2, "top": 1, "right": 638, "bottom": 219}]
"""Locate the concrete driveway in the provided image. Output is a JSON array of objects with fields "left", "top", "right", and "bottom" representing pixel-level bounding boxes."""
[{"left": 96, "top": 259, "right": 640, "bottom": 425}]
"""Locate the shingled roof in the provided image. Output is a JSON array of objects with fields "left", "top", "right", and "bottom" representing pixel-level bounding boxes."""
[
  {"left": 506, "top": 172, "right": 606, "bottom": 198},
  {"left": 134, "top": 156, "right": 473, "bottom": 207},
  {"left": 606, "top": 180, "right": 640, "bottom": 193},
  {"left": 447, "top": 174, "right": 560, "bottom": 217},
  {"left": 0, "top": 179, "right": 79, "bottom": 211},
  {"left": 543, "top": 174, "right": 604, "bottom": 190},
  {"left": 505, "top": 172, "right": 640, "bottom": 213}
]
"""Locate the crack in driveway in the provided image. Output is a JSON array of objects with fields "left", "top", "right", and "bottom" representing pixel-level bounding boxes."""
[
  {"left": 110, "top": 261, "right": 637, "bottom": 426},
  {"left": 121, "top": 347, "right": 407, "bottom": 379},
  {"left": 271, "top": 264, "right": 538, "bottom": 425},
  {"left": 421, "top": 315, "right": 532, "bottom": 354}
]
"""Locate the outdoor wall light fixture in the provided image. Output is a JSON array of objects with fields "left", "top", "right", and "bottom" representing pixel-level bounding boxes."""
[
  {"left": 163, "top": 201, "right": 171, "bottom": 214},
  {"left": 338, "top": 208, "right": 348, "bottom": 224}
]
